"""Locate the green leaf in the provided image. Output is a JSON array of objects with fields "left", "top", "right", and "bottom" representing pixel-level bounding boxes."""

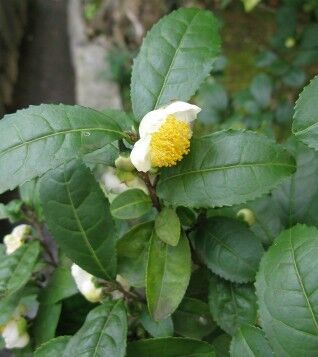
[
  {"left": 127, "top": 337, "right": 216, "bottom": 356},
  {"left": 273, "top": 138, "right": 318, "bottom": 227},
  {"left": 213, "top": 334, "right": 231, "bottom": 357},
  {"left": 146, "top": 232, "right": 191, "bottom": 320},
  {"left": 110, "top": 189, "right": 152, "bottom": 219},
  {"left": 0, "top": 104, "right": 124, "bottom": 193},
  {"left": 195, "top": 217, "right": 264, "bottom": 283},
  {"left": 0, "top": 199, "right": 23, "bottom": 223},
  {"left": 117, "top": 221, "right": 154, "bottom": 287},
  {"left": 63, "top": 300, "right": 127, "bottom": 357},
  {"left": 40, "top": 262, "right": 78, "bottom": 305},
  {"left": 33, "top": 303, "right": 62, "bottom": 346},
  {"left": 155, "top": 208, "right": 181, "bottom": 246},
  {"left": 0, "top": 241, "right": 40, "bottom": 298},
  {"left": 140, "top": 308, "right": 174, "bottom": 338},
  {"left": 34, "top": 336, "right": 71, "bottom": 357},
  {"left": 250, "top": 74, "right": 272, "bottom": 108},
  {"left": 40, "top": 159, "right": 117, "bottom": 280},
  {"left": 172, "top": 297, "right": 216, "bottom": 339},
  {"left": 208, "top": 274, "right": 257, "bottom": 336},
  {"left": 83, "top": 143, "right": 119, "bottom": 170},
  {"left": 230, "top": 325, "right": 273, "bottom": 357},
  {"left": 157, "top": 130, "right": 295, "bottom": 208},
  {"left": 19, "top": 179, "right": 43, "bottom": 220},
  {"left": 255, "top": 224, "right": 318, "bottom": 356},
  {"left": 292, "top": 75, "right": 318, "bottom": 150},
  {"left": 131, "top": 8, "right": 221, "bottom": 119}
]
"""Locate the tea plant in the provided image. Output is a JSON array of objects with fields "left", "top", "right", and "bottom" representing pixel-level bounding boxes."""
[{"left": 0, "top": 7, "right": 318, "bottom": 356}]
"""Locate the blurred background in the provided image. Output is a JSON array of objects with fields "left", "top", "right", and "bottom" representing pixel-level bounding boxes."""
[{"left": 1, "top": 0, "right": 318, "bottom": 235}]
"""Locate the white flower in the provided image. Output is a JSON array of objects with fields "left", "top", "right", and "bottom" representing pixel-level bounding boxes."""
[
  {"left": 71, "top": 264, "right": 103, "bottom": 303},
  {"left": 3, "top": 224, "right": 31, "bottom": 255},
  {"left": 1, "top": 318, "right": 29, "bottom": 349},
  {"left": 130, "top": 101, "right": 201, "bottom": 172}
]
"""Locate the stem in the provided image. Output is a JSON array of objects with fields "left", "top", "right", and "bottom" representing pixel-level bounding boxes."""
[{"left": 138, "top": 172, "right": 161, "bottom": 211}]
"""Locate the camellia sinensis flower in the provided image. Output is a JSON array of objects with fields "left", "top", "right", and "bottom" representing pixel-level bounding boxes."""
[
  {"left": 71, "top": 264, "right": 103, "bottom": 303},
  {"left": 0, "top": 317, "right": 29, "bottom": 349},
  {"left": 3, "top": 224, "right": 32, "bottom": 255},
  {"left": 130, "top": 101, "right": 201, "bottom": 172}
]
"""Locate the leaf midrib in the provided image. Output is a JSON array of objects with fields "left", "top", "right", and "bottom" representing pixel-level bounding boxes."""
[
  {"left": 289, "top": 230, "right": 318, "bottom": 334},
  {"left": 63, "top": 169, "right": 110, "bottom": 280},
  {"left": 153, "top": 10, "right": 200, "bottom": 109},
  {"left": 0, "top": 127, "right": 123, "bottom": 158},
  {"left": 111, "top": 198, "right": 150, "bottom": 215},
  {"left": 160, "top": 161, "right": 295, "bottom": 184}
]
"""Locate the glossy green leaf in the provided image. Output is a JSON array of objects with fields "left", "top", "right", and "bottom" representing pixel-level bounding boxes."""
[
  {"left": 40, "top": 160, "right": 117, "bottom": 280},
  {"left": 127, "top": 337, "right": 216, "bottom": 357},
  {"left": 273, "top": 138, "right": 318, "bottom": 227},
  {"left": 292, "top": 75, "right": 318, "bottom": 150},
  {"left": 34, "top": 336, "right": 72, "bottom": 357},
  {"left": 208, "top": 274, "right": 257, "bottom": 336},
  {"left": 63, "top": 300, "right": 127, "bottom": 357},
  {"left": 110, "top": 189, "right": 152, "bottom": 219},
  {"left": 155, "top": 208, "right": 181, "bottom": 246},
  {"left": 0, "top": 241, "right": 40, "bottom": 298},
  {"left": 213, "top": 334, "right": 231, "bottom": 357},
  {"left": 140, "top": 308, "right": 174, "bottom": 338},
  {"left": 157, "top": 130, "right": 295, "bottom": 208},
  {"left": 255, "top": 224, "right": 318, "bottom": 356},
  {"left": 146, "top": 232, "right": 191, "bottom": 320},
  {"left": 195, "top": 217, "right": 264, "bottom": 283},
  {"left": 0, "top": 104, "right": 124, "bottom": 193},
  {"left": 117, "top": 221, "right": 154, "bottom": 287},
  {"left": 230, "top": 325, "right": 273, "bottom": 357},
  {"left": 131, "top": 8, "right": 221, "bottom": 119},
  {"left": 173, "top": 297, "right": 216, "bottom": 339},
  {"left": 33, "top": 303, "right": 62, "bottom": 346}
]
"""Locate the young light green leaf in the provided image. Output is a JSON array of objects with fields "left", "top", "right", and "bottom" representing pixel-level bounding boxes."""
[
  {"left": 255, "top": 224, "right": 318, "bottom": 356},
  {"left": 140, "top": 308, "right": 174, "bottom": 338},
  {"left": 292, "top": 75, "right": 318, "bottom": 150},
  {"left": 131, "top": 8, "right": 221, "bottom": 120},
  {"left": 110, "top": 189, "right": 152, "bottom": 220},
  {"left": 117, "top": 221, "right": 154, "bottom": 287},
  {"left": 33, "top": 303, "right": 62, "bottom": 346},
  {"left": 208, "top": 274, "right": 257, "bottom": 336},
  {"left": 127, "top": 337, "right": 216, "bottom": 357},
  {"left": 195, "top": 217, "right": 264, "bottom": 283},
  {"left": 272, "top": 138, "right": 318, "bottom": 227},
  {"left": 155, "top": 208, "right": 181, "bottom": 246},
  {"left": 172, "top": 297, "right": 216, "bottom": 339},
  {"left": 157, "top": 130, "right": 295, "bottom": 208},
  {"left": 0, "top": 104, "right": 124, "bottom": 193},
  {"left": 146, "top": 232, "right": 191, "bottom": 320},
  {"left": 0, "top": 241, "right": 40, "bottom": 298},
  {"left": 34, "top": 336, "right": 71, "bottom": 357},
  {"left": 40, "top": 159, "right": 117, "bottom": 280},
  {"left": 63, "top": 300, "right": 127, "bottom": 357},
  {"left": 230, "top": 325, "right": 273, "bottom": 357}
]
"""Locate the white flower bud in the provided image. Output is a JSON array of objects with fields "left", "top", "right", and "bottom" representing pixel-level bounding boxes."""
[
  {"left": 3, "top": 224, "right": 32, "bottom": 255},
  {"left": 237, "top": 208, "right": 256, "bottom": 226},
  {"left": 71, "top": 264, "right": 103, "bottom": 303},
  {"left": 1, "top": 318, "right": 29, "bottom": 349},
  {"left": 101, "top": 167, "right": 128, "bottom": 194}
]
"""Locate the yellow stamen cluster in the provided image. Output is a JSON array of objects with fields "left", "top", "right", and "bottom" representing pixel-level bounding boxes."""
[{"left": 150, "top": 115, "right": 191, "bottom": 167}]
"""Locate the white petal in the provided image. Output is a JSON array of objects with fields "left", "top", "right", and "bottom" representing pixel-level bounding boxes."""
[
  {"left": 164, "top": 101, "right": 201, "bottom": 123},
  {"left": 130, "top": 136, "right": 152, "bottom": 172},
  {"left": 139, "top": 108, "right": 167, "bottom": 138},
  {"left": 101, "top": 167, "right": 128, "bottom": 194}
]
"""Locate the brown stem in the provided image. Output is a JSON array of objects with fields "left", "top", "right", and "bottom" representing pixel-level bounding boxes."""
[{"left": 138, "top": 172, "right": 161, "bottom": 211}]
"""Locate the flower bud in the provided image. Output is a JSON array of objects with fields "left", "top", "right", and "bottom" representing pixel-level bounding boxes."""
[
  {"left": 237, "top": 208, "right": 256, "bottom": 226},
  {"left": 3, "top": 224, "right": 32, "bottom": 255},
  {"left": 285, "top": 37, "right": 296, "bottom": 48},
  {"left": 115, "top": 155, "right": 135, "bottom": 172},
  {"left": 71, "top": 264, "right": 103, "bottom": 303},
  {"left": 1, "top": 317, "right": 29, "bottom": 349}
]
